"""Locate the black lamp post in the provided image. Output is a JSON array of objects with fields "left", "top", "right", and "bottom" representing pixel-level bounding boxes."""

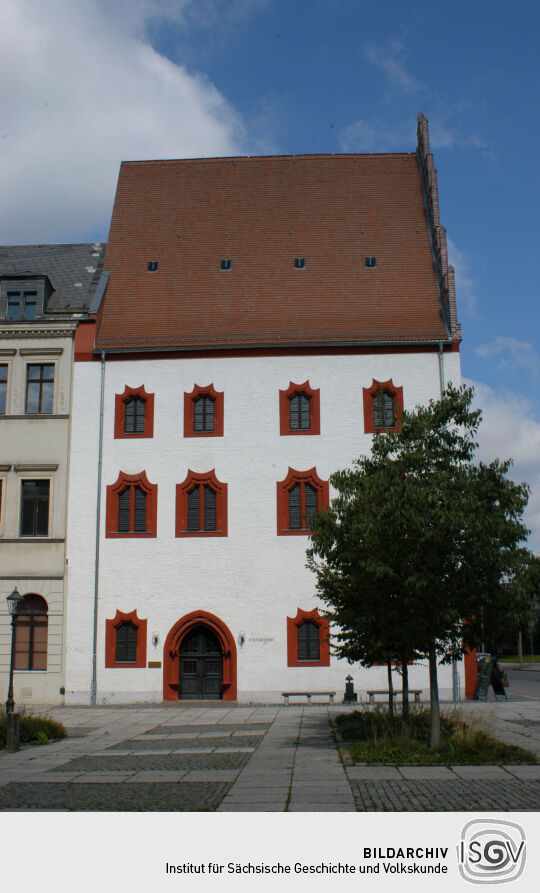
[{"left": 6, "top": 586, "right": 23, "bottom": 714}]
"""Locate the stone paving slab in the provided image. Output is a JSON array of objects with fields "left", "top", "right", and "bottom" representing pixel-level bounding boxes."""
[
  {"left": 346, "top": 766, "right": 402, "bottom": 780},
  {"left": 50, "top": 753, "right": 250, "bottom": 772},
  {"left": 503, "top": 764, "right": 540, "bottom": 778},
  {"left": 450, "top": 765, "right": 511, "bottom": 779},
  {"left": 398, "top": 766, "right": 457, "bottom": 779},
  {"left": 182, "top": 770, "right": 241, "bottom": 782}
]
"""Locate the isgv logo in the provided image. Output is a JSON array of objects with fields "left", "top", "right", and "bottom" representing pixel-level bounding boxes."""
[{"left": 458, "top": 819, "right": 526, "bottom": 884}]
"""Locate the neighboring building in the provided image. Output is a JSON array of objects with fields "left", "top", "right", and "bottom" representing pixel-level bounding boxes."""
[
  {"left": 0, "top": 244, "right": 105, "bottom": 705},
  {"left": 63, "top": 114, "right": 467, "bottom": 705}
]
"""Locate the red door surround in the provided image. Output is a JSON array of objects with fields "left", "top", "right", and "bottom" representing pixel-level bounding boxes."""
[{"left": 163, "top": 610, "right": 237, "bottom": 701}]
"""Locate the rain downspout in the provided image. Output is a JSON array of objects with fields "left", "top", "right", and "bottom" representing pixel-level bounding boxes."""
[
  {"left": 439, "top": 340, "right": 460, "bottom": 702},
  {"left": 91, "top": 350, "right": 106, "bottom": 706}
]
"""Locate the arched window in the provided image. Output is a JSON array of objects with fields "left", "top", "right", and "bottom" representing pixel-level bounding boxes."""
[
  {"left": 105, "top": 609, "right": 147, "bottom": 668},
  {"left": 106, "top": 471, "right": 157, "bottom": 538},
  {"left": 277, "top": 467, "right": 328, "bottom": 535},
  {"left": 363, "top": 378, "right": 403, "bottom": 433},
  {"left": 114, "top": 385, "right": 154, "bottom": 438},
  {"left": 184, "top": 384, "right": 224, "bottom": 437},
  {"left": 287, "top": 608, "right": 330, "bottom": 667},
  {"left": 14, "top": 594, "right": 48, "bottom": 671},
  {"left": 279, "top": 381, "right": 320, "bottom": 435},
  {"left": 176, "top": 470, "right": 227, "bottom": 537}
]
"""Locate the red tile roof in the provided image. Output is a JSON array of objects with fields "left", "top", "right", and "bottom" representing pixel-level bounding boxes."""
[{"left": 96, "top": 152, "right": 452, "bottom": 351}]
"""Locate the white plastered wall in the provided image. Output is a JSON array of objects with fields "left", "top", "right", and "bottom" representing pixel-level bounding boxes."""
[{"left": 65, "top": 348, "right": 463, "bottom": 704}]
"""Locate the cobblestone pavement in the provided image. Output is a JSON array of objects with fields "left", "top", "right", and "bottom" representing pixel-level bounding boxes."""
[{"left": 1, "top": 700, "right": 540, "bottom": 812}]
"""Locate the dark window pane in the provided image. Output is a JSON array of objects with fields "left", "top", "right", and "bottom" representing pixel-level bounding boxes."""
[
  {"left": 14, "top": 596, "right": 48, "bottom": 671},
  {"left": 194, "top": 395, "right": 214, "bottom": 432},
  {"left": 289, "top": 393, "right": 310, "bottom": 430},
  {"left": 289, "top": 484, "right": 301, "bottom": 529},
  {"left": 134, "top": 486, "right": 146, "bottom": 531},
  {"left": 20, "top": 480, "right": 49, "bottom": 536},
  {"left": 41, "top": 381, "right": 54, "bottom": 413},
  {"left": 204, "top": 485, "right": 216, "bottom": 530},
  {"left": 7, "top": 294, "right": 20, "bottom": 320},
  {"left": 24, "top": 293, "right": 37, "bottom": 320},
  {"left": 26, "top": 364, "right": 55, "bottom": 413},
  {"left": 115, "top": 622, "right": 138, "bottom": 662},
  {"left": 0, "top": 364, "right": 7, "bottom": 414},
  {"left": 26, "top": 382, "right": 41, "bottom": 413},
  {"left": 188, "top": 486, "right": 200, "bottom": 530},
  {"left": 305, "top": 484, "right": 317, "bottom": 526},
  {"left": 124, "top": 397, "right": 145, "bottom": 433},
  {"left": 118, "top": 488, "right": 130, "bottom": 532},
  {"left": 373, "top": 391, "right": 394, "bottom": 429},
  {"left": 297, "top": 621, "right": 320, "bottom": 661}
]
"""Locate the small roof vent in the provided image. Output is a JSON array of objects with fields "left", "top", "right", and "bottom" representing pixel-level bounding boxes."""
[
  {"left": 147, "top": 261, "right": 158, "bottom": 272},
  {"left": 220, "top": 259, "right": 232, "bottom": 270},
  {"left": 365, "top": 257, "right": 376, "bottom": 268},
  {"left": 294, "top": 257, "right": 305, "bottom": 269}
]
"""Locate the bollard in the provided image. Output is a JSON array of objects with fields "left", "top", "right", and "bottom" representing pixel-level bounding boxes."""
[{"left": 6, "top": 712, "right": 20, "bottom": 752}]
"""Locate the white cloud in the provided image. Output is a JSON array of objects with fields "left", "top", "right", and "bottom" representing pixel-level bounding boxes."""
[
  {"left": 467, "top": 379, "right": 540, "bottom": 552},
  {"left": 447, "top": 237, "right": 479, "bottom": 319},
  {"left": 339, "top": 119, "right": 412, "bottom": 153},
  {"left": 0, "top": 0, "right": 247, "bottom": 243},
  {"left": 474, "top": 337, "right": 538, "bottom": 376},
  {"left": 363, "top": 39, "right": 425, "bottom": 94}
]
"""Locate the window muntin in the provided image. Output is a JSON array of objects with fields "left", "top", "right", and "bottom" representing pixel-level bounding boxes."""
[
  {"left": 0, "top": 364, "right": 7, "bottom": 413},
  {"left": 193, "top": 395, "right": 215, "bottom": 432},
  {"left": 297, "top": 620, "right": 320, "bottom": 661},
  {"left": 289, "top": 393, "right": 311, "bottom": 430},
  {"left": 115, "top": 622, "right": 138, "bottom": 663},
  {"left": 14, "top": 594, "right": 48, "bottom": 671},
  {"left": 124, "top": 397, "right": 145, "bottom": 434},
  {"left": 26, "top": 363, "right": 54, "bottom": 413},
  {"left": 373, "top": 390, "right": 394, "bottom": 429},
  {"left": 20, "top": 480, "right": 49, "bottom": 536}
]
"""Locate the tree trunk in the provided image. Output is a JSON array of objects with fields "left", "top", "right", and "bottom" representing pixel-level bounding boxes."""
[
  {"left": 386, "top": 658, "right": 394, "bottom": 716},
  {"left": 428, "top": 639, "right": 440, "bottom": 748},
  {"left": 401, "top": 654, "right": 409, "bottom": 723}
]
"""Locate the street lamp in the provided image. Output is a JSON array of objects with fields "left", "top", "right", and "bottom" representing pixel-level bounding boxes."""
[{"left": 5, "top": 586, "right": 23, "bottom": 714}]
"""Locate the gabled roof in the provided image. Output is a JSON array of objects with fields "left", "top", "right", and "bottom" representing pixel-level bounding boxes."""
[
  {"left": 0, "top": 243, "right": 105, "bottom": 313},
  {"left": 96, "top": 119, "right": 459, "bottom": 352}
]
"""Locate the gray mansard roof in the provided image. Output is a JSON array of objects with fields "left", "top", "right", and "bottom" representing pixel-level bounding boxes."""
[{"left": 0, "top": 243, "right": 105, "bottom": 314}]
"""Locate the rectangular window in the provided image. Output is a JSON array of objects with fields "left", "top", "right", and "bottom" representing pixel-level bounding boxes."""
[
  {"left": 115, "top": 623, "right": 138, "bottom": 663},
  {"left": 7, "top": 293, "right": 20, "bottom": 320},
  {"left": 20, "top": 480, "right": 50, "bottom": 536},
  {"left": 0, "top": 364, "right": 7, "bottom": 413},
  {"left": 26, "top": 363, "right": 54, "bottom": 413}
]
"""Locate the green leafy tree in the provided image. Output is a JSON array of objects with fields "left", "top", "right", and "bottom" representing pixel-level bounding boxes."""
[{"left": 307, "top": 385, "right": 533, "bottom": 747}]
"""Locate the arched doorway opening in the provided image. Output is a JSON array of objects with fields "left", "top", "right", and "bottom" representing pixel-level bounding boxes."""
[{"left": 163, "top": 610, "right": 237, "bottom": 701}]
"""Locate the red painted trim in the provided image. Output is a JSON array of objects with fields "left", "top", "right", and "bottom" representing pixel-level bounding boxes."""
[
  {"left": 114, "top": 385, "right": 154, "bottom": 438},
  {"left": 279, "top": 380, "right": 320, "bottom": 435},
  {"left": 363, "top": 378, "right": 404, "bottom": 433},
  {"left": 106, "top": 470, "right": 158, "bottom": 537},
  {"left": 105, "top": 609, "right": 147, "bottom": 668},
  {"left": 287, "top": 607, "right": 330, "bottom": 667},
  {"left": 163, "top": 610, "right": 237, "bottom": 700},
  {"left": 276, "top": 467, "right": 329, "bottom": 536},
  {"left": 81, "top": 343, "right": 455, "bottom": 363},
  {"left": 176, "top": 469, "right": 228, "bottom": 537},
  {"left": 463, "top": 647, "right": 478, "bottom": 699},
  {"left": 184, "top": 383, "right": 224, "bottom": 437}
]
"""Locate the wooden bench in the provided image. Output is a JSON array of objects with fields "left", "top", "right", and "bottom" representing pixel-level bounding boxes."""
[
  {"left": 282, "top": 691, "right": 336, "bottom": 705},
  {"left": 367, "top": 689, "right": 422, "bottom": 705}
]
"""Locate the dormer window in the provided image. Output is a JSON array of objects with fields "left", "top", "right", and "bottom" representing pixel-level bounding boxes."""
[
  {"left": 220, "top": 259, "right": 232, "bottom": 270},
  {"left": 294, "top": 257, "right": 305, "bottom": 269},
  {"left": 7, "top": 292, "right": 37, "bottom": 321},
  {"left": 147, "top": 261, "right": 158, "bottom": 272},
  {"left": 2, "top": 275, "right": 49, "bottom": 319}
]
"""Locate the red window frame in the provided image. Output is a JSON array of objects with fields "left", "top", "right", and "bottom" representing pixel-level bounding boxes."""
[
  {"left": 287, "top": 607, "right": 330, "bottom": 667},
  {"left": 106, "top": 470, "right": 157, "bottom": 538},
  {"left": 276, "top": 467, "right": 329, "bottom": 536},
  {"left": 184, "top": 383, "right": 224, "bottom": 437},
  {"left": 363, "top": 378, "right": 403, "bottom": 433},
  {"left": 176, "top": 469, "right": 228, "bottom": 537},
  {"left": 105, "top": 609, "right": 147, "bottom": 668},
  {"left": 279, "top": 380, "right": 320, "bottom": 435},
  {"left": 114, "top": 385, "right": 154, "bottom": 439}
]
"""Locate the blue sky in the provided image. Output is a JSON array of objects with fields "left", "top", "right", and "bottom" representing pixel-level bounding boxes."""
[{"left": 2, "top": 0, "right": 540, "bottom": 545}]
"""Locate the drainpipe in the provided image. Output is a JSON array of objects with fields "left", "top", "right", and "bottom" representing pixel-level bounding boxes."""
[
  {"left": 439, "top": 341, "right": 460, "bottom": 701},
  {"left": 91, "top": 350, "right": 106, "bottom": 705}
]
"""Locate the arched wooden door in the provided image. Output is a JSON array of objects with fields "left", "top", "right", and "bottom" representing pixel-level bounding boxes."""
[{"left": 179, "top": 625, "right": 223, "bottom": 700}]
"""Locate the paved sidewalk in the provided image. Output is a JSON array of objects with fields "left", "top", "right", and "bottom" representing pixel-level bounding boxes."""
[{"left": 1, "top": 699, "right": 540, "bottom": 811}]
